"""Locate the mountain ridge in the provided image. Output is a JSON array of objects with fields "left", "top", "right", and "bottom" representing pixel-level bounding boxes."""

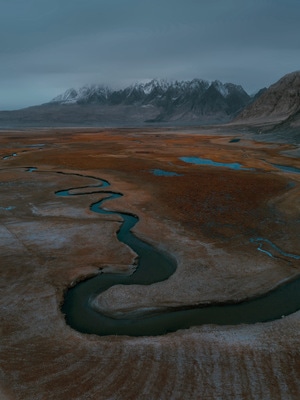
[
  {"left": 1, "top": 72, "right": 299, "bottom": 131},
  {"left": 50, "top": 78, "right": 251, "bottom": 123}
]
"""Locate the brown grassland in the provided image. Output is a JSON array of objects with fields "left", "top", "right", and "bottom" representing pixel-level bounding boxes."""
[{"left": 0, "top": 127, "right": 300, "bottom": 399}]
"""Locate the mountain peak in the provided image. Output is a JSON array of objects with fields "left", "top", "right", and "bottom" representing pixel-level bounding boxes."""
[
  {"left": 52, "top": 88, "right": 78, "bottom": 104},
  {"left": 52, "top": 84, "right": 112, "bottom": 105}
]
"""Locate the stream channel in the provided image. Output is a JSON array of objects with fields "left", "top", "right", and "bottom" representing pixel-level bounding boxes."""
[{"left": 54, "top": 170, "right": 300, "bottom": 336}]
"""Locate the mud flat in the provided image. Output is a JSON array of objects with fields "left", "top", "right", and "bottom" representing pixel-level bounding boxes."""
[{"left": 0, "top": 127, "right": 299, "bottom": 399}]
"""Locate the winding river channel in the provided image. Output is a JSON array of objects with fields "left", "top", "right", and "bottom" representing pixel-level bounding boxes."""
[{"left": 53, "top": 170, "right": 300, "bottom": 336}]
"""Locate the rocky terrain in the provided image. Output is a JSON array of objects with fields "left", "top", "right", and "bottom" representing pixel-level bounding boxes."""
[
  {"left": 0, "top": 127, "right": 299, "bottom": 399},
  {"left": 229, "top": 71, "right": 300, "bottom": 146},
  {"left": 234, "top": 71, "right": 300, "bottom": 126}
]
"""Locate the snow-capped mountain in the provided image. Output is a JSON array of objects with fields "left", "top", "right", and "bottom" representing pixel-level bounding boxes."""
[
  {"left": 52, "top": 88, "right": 78, "bottom": 104},
  {"left": 52, "top": 84, "right": 112, "bottom": 105},
  {"left": 51, "top": 78, "right": 250, "bottom": 122}
]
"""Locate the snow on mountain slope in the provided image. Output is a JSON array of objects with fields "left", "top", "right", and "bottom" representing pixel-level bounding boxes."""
[
  {"left": 52, "top": 84, "right": 112, "bottom": 104},
  {"left": 52, "top": 88, "right": 78, "bottom": 104}
]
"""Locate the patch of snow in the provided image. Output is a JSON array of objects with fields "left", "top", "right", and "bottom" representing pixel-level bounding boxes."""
[
  {"left": 52, "top": 88, "right": 78, "bottom": 104},
  {"left": 212, "top": 80, "right": 229, "bottom": 97}
]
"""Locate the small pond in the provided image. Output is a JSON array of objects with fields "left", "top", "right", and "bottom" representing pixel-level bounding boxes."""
[
  {"left": 150, "top": 169, "right": 183, "bottom": 177},
  {"left": 180, "top": 156, "right": 249, "bottom": 170}
]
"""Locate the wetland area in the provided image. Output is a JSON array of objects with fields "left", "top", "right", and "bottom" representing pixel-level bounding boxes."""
[{"left": 0, "top": 127, "right": 300, "bottom": 399}]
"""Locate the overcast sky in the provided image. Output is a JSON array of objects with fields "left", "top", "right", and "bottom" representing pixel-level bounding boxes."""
[{"left": 0, "top": 0, "right": 299, "bottom": 109}]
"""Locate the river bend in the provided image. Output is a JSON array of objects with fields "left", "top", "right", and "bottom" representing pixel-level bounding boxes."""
[{"left": 54, "top": 171, "right": 300, "bottom": 336}]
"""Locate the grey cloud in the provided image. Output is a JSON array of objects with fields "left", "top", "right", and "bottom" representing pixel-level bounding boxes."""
[{"left": 0, "top": 0, "right": 299, "bottom": 109}]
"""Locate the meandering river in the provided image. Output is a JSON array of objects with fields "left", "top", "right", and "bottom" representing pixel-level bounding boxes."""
[{"left": 55, "top": 171, "right": 300, "bottom": 336}]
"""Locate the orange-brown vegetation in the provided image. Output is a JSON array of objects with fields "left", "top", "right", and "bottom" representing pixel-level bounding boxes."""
[{"left": 0, "top": 127, "right": 299, "bottom": 399}]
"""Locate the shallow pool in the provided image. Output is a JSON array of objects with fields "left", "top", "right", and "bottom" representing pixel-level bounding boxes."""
[
  {"left": 150, "top": 169, "right": 183, "bottom": 177},
  {"left": 180, "top": 156, "right": 250, "bottom": 170}
]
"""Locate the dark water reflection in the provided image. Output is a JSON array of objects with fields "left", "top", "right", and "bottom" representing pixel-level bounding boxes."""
[{"left": 57, "top": 173, "right": 300, "bottom": 336}]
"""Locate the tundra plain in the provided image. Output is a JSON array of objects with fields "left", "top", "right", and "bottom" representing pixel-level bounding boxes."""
[{"left": 0, "top": 127, "right": 300, "bottom": 399}]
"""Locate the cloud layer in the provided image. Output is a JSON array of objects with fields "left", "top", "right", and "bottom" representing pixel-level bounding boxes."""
[{"left": 1, "top": 0, "right": 299, "bottom": 109}]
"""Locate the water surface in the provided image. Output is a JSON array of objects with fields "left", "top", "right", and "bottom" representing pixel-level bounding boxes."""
[
  {"left": 150, "top": 169, "right": 183, "bottom": 177},
  {"left": 180, "top": 156, "right": 249, "bottom": 170},
  {"left": 56, "top": 172, "right": 300, "bottom": 336}
]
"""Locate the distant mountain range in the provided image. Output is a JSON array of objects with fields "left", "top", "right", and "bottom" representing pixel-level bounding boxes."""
[
  {"left": 50, "top": 78, "right": 251, "bottom": 123},
  {"left": 0, "top": 72, "right": 299, "bottom": 131},
  {"left": 0, "top": 78, "right": 254, "bottom": 127}
]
